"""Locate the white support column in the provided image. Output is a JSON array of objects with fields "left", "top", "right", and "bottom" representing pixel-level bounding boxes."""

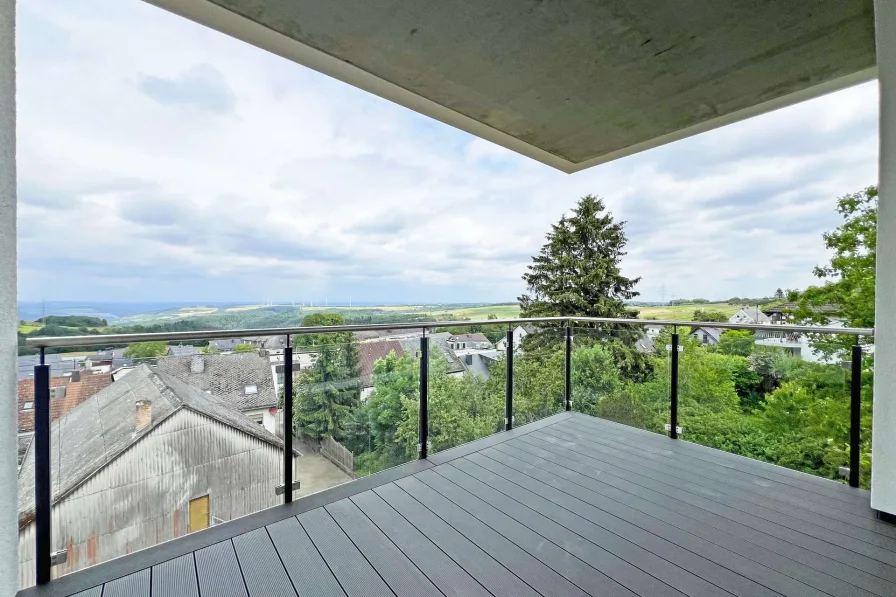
[
  {"left": 0, "top": 0, "right": 16, "bottom": 591},
  {"left": 873, "top": 0, "right": 896, "bottom": 518}
]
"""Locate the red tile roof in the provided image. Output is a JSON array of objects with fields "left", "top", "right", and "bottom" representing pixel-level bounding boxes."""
[
  {"left": 358, "top": 340, "right": 405, "bottom": 388},
  {"left": 17, "top": 373, "right": 114, "bottom": 432}
]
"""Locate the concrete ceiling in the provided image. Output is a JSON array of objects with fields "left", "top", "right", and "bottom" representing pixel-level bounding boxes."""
[{"left": 147, "top": 0, "right": 877, "bottom": 173}]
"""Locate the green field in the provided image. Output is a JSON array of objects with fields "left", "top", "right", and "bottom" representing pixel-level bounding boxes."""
[
  {"left": 18, "top": 321, "right": 42, "bottom": 333},
  {"left": 630, "top": 303, "right": 743, "bottom": 320}
]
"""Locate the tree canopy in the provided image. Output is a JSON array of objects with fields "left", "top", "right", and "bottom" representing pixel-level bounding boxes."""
[
  {"left": 519, "top": 195, "right": 639, "bottom": 319},
  {"left": 797, "top": 186, "right": 877, "bottom": 329},
  {"left": 124, "top": 341, "right": 169, "bottom": 359}
]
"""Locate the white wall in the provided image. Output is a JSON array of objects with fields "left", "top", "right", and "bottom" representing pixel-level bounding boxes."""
[
  {"left": 0, "top": 0, "right": 16, "bottom": 593},
  {"left": 872, "top": 0, "right": 896, "bottom": 517},
  {"left": 242, "top": 407, "right": 277, "bottom": 435}
]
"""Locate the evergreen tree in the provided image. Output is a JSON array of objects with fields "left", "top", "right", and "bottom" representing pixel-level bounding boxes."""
[
  {"left": 518, "top": 195, "right": 649, "bottom": 379},
  {"left": 291, "top": 312, "right": 362, "bottom": 440},
  {"left": 519, "top": 195, "right": 640, "bottom": 319}
]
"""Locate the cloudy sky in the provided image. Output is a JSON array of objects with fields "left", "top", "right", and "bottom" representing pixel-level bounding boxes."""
[{"left": 16, "top": 0, "right": 879, "bottom": 306}]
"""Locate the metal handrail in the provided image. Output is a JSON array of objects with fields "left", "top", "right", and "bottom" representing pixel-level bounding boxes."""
[
  {"left": 27, "top": 312, "right": 871, "bottom": 585},
  {"left": 24, "top": 316, "right": 874, "bottom": 348}
]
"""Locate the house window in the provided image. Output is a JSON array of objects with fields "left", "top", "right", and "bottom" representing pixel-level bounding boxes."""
[
  {"left": 703, "top": 334, "right": 709, "bottom": 343},
  {"left": 23, "top": 401, "right": 33, "bottom": 410},
  {"left": 245, "top": 385, "right": 258, "bottom": 395},
  {"left": 189, "top": 495, "right": 210, "bottom": 533},
  {"left": 248, "top": 414, "right": 264, "bottom": 425}
]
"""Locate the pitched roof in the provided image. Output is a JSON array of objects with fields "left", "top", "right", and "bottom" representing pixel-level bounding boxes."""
[
  {"left": 762, "top": 302, "right": 840, "bottom": 315},
  {"left": 167, "top": 345, "right": 197, "bottom": 356},
  {"left": 730, "top": 307, "right": 770, "bottom": 324},
  {"left": 17, "top": 373, "right": 114, "bottom": 432},
  {"left": 397, "top": 337, "right": 466, "bottom": 375},
  {"left": 17, "top": 364, "right": 290, "bottom": 522},
  {"left": 449, "top": 333, "right": 491, "bottom": 345},
  {"left": 155, "top": 353, "right": 277, "bottom": 410},
  {"left": 358, "top": 340, "right": 405, "bottom": 388},
  {"left": 690, "top": 327, "right": 722, "bottom": 342}
]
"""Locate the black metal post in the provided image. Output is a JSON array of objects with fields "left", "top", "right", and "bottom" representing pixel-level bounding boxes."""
[
  {"left": 670, "top": 331, "right": 679, "bottom": 440},
  {"left": 419, "top": 335, "right": 429, "bottom": 459},
  {"left": 849, "top": 342, "right": 862, "bottom": 488},
  {"left": 35, "top": 349, "right": 52, "bottom": 584},
  {"left": 565, "top": 326, "right": 572, "bottom": 412},
  {"left": 505, "top": 329, "right": 514, "bottom": 431},
  {"left": 283, "top": 337, "right": 293, "bottom": 503}
]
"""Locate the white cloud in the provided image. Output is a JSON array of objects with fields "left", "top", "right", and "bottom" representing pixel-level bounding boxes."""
[{"left": 15, "top": 0, "right": 879, "bottom": 305}]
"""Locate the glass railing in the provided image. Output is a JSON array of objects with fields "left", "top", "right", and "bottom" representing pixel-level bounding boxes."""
[
  {"left": 570, "top": 324, "right": 671, "bottom": 434},
  {"left": 511, "top": 323, "right": 566, "bottom": 426},
  {"left": 677, "top": 328, "right": 870, "bottom": 487},
  {"left": 20, "top": 315, "right": 873, "bottom": 588}
]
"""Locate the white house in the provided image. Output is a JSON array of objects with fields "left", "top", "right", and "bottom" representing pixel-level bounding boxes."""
[
  {"left": 729, "top": 307, "right": 771, "bottom": 326},
  {"left": 689, "top": 326, "right": 722, "bottom": 346},
  {"left": 496, "top": 325, "right": 529, "bottom": 351}
]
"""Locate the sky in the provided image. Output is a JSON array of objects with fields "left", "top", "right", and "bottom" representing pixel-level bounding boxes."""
[{"left": 15, "top": 0, "right": 879, "bottom": 306}]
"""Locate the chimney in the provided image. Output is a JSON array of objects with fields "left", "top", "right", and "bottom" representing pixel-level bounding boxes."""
[
  {"left": 190, "top": 355, "right": 205, "bottom": 374},
  {"left": 52, "top": 386, "right": 66, "bottom": 400},
  {"left": 70, "top": 370, "right": 81, "bottom": 382},
  {"left": 135, "top": 400, "right": 152, "bottom": 432}
]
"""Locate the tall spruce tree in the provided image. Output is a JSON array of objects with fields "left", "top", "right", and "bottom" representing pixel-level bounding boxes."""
[
  {"left": 519, "top": 195, "right": 640, "bottom": 318},
  {"left": 519, "top": 195, "right": 649, "bottom": 379}
]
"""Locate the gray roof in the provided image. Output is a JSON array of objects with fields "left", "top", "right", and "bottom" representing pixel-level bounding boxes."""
[
  {"left": 690, "top": 327, "right": 722, "bottom": 343},
  {"left": 167, "top": 345, "right": 196, "bottom": 356},
  {"left": 449, "top": 333, "right": 492, "bottom": 345},
  {"left": 212, "top": 338, "right": 243, "bottom": 351},
  {"left": 460, "top": 351, "right": 500, "bottom": 379},
  {"left": 155, "top": 353, "right": 277, "bottom": 410},
  {"left": 17, "top": 364, "right": 289, "bottom": 521},
  {"left": 396, "top": 337, "right": 466, "bottom": 375},
  {"left": 731, "top": 307, "right": 771, "bottom": 324}
]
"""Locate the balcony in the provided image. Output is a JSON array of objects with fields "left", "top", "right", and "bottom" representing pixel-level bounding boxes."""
[{"left": 18, "top": 317, "right": 891, "bottom": 597}]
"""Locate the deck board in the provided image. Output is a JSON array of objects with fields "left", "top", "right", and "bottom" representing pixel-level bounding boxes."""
[
  {"left": 21, "top": 412, "right": 896, "bottom": 597},
  {"left": 151, "top": 554, "right": 199, "bottom": 597},
  {"left": 522, "top": 431, "right": 896, "bottom": 582}
]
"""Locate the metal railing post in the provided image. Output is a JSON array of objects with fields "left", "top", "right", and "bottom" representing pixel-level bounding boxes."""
[
  {"left": 35, "top": 349, "right": 52, "bottom": 584},
  {"left": 505, "top": 329, "right": 514, "bottom": 431},
  {"left": 419, "top": 334, "right": 429, "bottom": 459},
  {"left": 670, "top": 330, "right": 679, "bottom": 440},
  {"left": 565, "top": 325, "right": 572, "bottom": 411},
  {"left": 283, "top": 336, "right": 293, "bottom": 503},
  {"left": 849, "top": 341, "right": 862, "bottom": 488}
]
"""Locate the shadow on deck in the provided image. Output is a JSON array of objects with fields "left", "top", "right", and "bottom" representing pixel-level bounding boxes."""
[{"left": 18, "top": 412, "right": 896, "bottom": 597}]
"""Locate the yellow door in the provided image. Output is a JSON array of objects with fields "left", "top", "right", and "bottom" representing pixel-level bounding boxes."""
[{"left": 189, "top": 495, "right": 209, "bottom": 533}]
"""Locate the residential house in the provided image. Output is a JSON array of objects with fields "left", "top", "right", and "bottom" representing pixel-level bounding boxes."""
[
  {"left": 270, "top": 350, "right": 318, "bottom": 398},
  {"left": 458, "top": 350, "right": 501, "bottom": 379},
  {"left": 167, "top": 345, "right": 196, "bottom": 357},
  {"left": 495, "top": 325, "right": 529, "bottom": 351},
  {"left": 16, "top": 372, "right": 113, "bottom": 469},
  {"left": 241, "top": 335, "right": 286, "bottom": 353},
  {"left": 210, "top": 338, "right": 243, "bottom": 352},
  {"left": 397, "top": 334, "right": 466, "bottom": 379},
  {"left": 689, "top": 326, "right": 722, "bottom": 346},
  {"left": 635, "top": 333, "right": 656, "bottom": 354},
  {"left": 16, "top": 364, "right": 302, "bottom": 587},
  {"left": 448, "top": 333, "right": 493, "bottom": 351},
  {"left": 358, "top": 340, "right": 406, "bottom": 400},
  {"left": 155, "top": 353, "right": 280, "bottom": 434},
  {"left": 761, "top": 302, "right": 840, "bottom": 324},
  {"left": 729, "top": 307, "right": 771, "bottom": 325}
]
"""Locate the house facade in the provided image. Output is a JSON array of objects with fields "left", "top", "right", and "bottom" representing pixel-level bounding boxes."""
[
  {"left": 16, "top": 365, "right": 298, "bottom": 588},
  {"left": 729, "top": 307, "right": 771, "bottom": 325},
  {"left": 156, "top": 353, "right": 280, "bottom": 434}
]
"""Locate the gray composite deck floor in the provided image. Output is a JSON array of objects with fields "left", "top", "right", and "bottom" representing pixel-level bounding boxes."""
[{"left": 19, "top": 412, "right": 896, "bottom": 597}]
